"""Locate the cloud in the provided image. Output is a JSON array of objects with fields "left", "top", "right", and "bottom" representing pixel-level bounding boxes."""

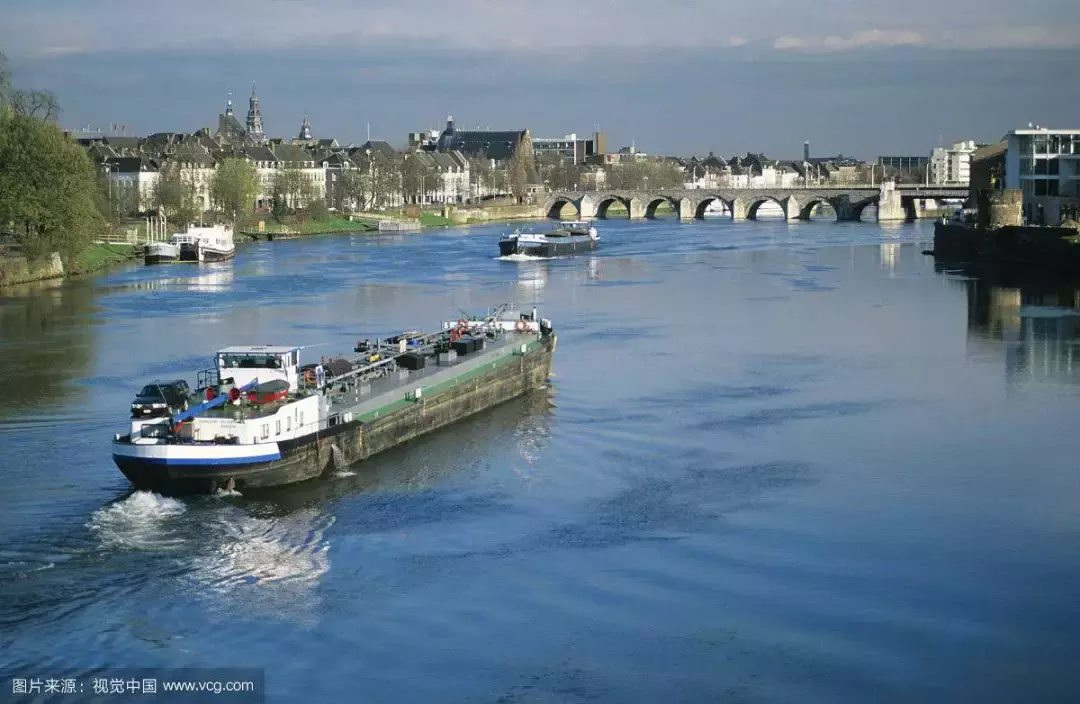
[
  {"left": 775, "top": 29, "right": 925, "bottom": 52},
  {"left": 0, "top": 1, "right": 1077, "bottom": 58}
]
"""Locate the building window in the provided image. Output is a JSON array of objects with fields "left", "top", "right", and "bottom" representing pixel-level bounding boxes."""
[{"left": 1034, "top": 180, "right": 1048, "bottom": 196}]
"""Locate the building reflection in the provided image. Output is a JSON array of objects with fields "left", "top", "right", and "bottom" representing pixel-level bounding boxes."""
[{"left": 961, "top": 265, "right": 1080, "bottom": 386}]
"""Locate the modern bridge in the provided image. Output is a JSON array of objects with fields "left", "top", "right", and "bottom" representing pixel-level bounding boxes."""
[{"left": 543, "top": 184, "right": 970, "bottom": 223}]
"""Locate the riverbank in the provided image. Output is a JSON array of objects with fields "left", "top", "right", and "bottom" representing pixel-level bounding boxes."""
[
  {"left": 0, "top": 243, "right": 139, "bottom": 289},
  {"left": 932, "top": 222, "right": 1080, "bottom": 274},
  {"left": 239, "top": 217, "right": 380, "bottom": 241}
]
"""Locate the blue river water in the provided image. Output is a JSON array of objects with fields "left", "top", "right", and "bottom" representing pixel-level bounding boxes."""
[{"left": 2, "top": 215, "right": 1080, "bottom": 702}]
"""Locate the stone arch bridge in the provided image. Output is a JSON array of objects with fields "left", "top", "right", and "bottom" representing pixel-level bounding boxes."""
[{"left": 543, "top": 186, "right": 969, "bottom": 223}]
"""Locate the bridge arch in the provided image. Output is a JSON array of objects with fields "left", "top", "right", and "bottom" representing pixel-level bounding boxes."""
[
  {"left": 594, "top": 194, "right": 633, "bottom": 219},
  {"left": 695, "top": 196, "right": 734, "bottom": 219},
  {"left": 850, "top": 197, "right": 880, "bottom": 222},
  {"left": 735, "top": 195, "right": 789, "bottom": 221},
  {"left": 645, "top": 195, "right": 680, "bottom": 219},
  {"left": 546, "top": 195, "right": 580, "bottom": 219},
  {"left": 796, "top": 196, "right": 839, "bottom": 221}
]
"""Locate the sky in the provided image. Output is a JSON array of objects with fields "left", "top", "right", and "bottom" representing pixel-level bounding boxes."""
[{"left": 2, "top": 0, "right": 1078, "bottom": 159}]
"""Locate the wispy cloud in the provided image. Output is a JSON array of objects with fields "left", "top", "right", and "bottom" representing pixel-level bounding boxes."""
[
  {"left": 1, "top": 1, "right": 1077, "bottom": 58},
  {"left": 774, "top": 29, "right": 925, "bottom": 52}
]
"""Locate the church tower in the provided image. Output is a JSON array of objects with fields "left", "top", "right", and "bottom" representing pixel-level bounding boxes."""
[
  {"left": 297, "top": 111, "right": 313, "bottom": 141},
  {"left": 246, "top": 83, "right": 264, "bottom": 141}
]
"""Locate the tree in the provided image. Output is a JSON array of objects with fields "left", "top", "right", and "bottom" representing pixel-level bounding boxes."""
[
  {"left": 469, "top": 157, "right": 493, "bottom": 199},
  {"left": 211, "top": 158, "right": 259, "bottom": 224},
  {"left": 0, "top": 52, "right": 11, "bottom": 109},
  {"left": 368, "top": 150, "right": 400, "bottom": 208},
  {"left": 0, "top": 112, "right": 104, "bottom": 261},
  {"left": 507, "top": 142, "right": 534, "bottom": 203},
  {"left": 339, "top": 168, "right": 368, "bottom": 212},
  {"left": 402, "top": 154, "right": 436, "bottom": 205},
  {"left": 152, "top": 161, "right": 197, "bottom": 225},
  {"left": 271, "top": 165, "right": 318, "bottom": 216},
  {"left": 10, "top": 89, "right": 60, "bottom": 121}
]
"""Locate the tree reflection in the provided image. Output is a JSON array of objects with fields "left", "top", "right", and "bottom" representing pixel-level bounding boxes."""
[{"left": 0, "top": 278, "right": 96, "bottom": 417}]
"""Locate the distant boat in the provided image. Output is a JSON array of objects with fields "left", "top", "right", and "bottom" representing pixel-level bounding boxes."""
[
  {"left": 174, "top": 224, "right": 236, "bottom": 263},
  {"left": 499, "top": 222, "right": 599, "bottom": 257}
]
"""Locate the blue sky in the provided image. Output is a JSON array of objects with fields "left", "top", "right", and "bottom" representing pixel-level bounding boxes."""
[{"left": 2, "top": 0, "right": 1078, "bottom": 158}]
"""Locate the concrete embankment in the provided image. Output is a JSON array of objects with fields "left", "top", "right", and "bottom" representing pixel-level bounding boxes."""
[
  {"left": 444, "top": 204, "right": 545, "bottom": 227},
  {"left": 933, "top": 222, "right": 1080, "bottom": 273},
  {"left": 0, "top": 252, "right": 65, "bottom": 287},
  {"left": 0, "top": 244, "right": 140, "bottom": 288}
]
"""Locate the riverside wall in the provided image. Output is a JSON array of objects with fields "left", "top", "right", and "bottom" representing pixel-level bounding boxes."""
[
  {"left": 933, "top": 223, "right": 1080, "bottom": 273},
  {"left": 0, "top": 252, "right": 65, "bottom": 287}
]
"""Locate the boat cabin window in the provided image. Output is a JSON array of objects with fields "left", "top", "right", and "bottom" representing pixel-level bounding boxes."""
[{"left": 219, "top": 353, "right": 292, "bottom": 370}]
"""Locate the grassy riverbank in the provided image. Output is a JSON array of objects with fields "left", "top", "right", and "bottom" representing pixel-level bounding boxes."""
[
  {"left": 240, "top": 216, "right": 380, "bottom": 240},
  {"left": 70, "top": 243, "right": 140, "bottom": 276}
]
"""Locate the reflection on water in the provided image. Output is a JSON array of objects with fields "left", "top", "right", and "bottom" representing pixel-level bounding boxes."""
[
  {"left": 0, "top": 278, "right": 97, "bottom": 416},
  {"left": 101, "top": 265, "right": 235, "bottom": 294},
  {"left": 959, "top": 264, "right": 1080, "bottom": 387},
  {"left": 879, "top": 242, "right": 900, "bottom": 274}
]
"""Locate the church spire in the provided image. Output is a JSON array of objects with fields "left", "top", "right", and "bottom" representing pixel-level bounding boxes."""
[
  {"left": 297, "top": 110, "right": 312, "bottom": 141},
  {"left": 246, "top": 81, "right": 264, "bottom": 140}
]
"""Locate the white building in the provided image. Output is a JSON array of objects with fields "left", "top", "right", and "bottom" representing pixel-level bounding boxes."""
[
  {"left": 1004, "top": 126, "right": 1080, "bottom": 225},
  {"left": 931, "top": 140, "right": 978, "bottom": 186}
]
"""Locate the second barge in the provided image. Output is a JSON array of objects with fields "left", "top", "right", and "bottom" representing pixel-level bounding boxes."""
[{"left": 111, "top": 304, "right": 555, "bottom": 495}]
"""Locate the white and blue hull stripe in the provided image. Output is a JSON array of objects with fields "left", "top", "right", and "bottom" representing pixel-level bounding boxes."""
[{"left": 113, "top": 442, "right": 282, "bottom": 467}]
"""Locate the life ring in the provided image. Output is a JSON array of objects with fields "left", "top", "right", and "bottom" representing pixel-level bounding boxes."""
[
  {"left": 450, "top": 329, "right": 462, "bottom": 342},
  {"left": 205, "top": 387, "right": 216, "bottom": 401},
  {"left": 515, "top": 320, "right": 527, "bottom": 332},
  {"left": 228, "top": 387, "right": 241, "bottom": 402},
  {"left": 458, "top": 318, "right": 469, "bottom": 329},
  {"left": 304, "top": 369, "right": 317, "bottom": 384}
]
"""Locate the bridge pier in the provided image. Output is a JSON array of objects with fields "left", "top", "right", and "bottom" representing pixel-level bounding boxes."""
[
  {"left": 628, "top": 198, "right": 645, "bottom": 220},
  {"left": 578, "top": 196, "right": 598, "bottom": 220},
  {"left": 783, "top": 196, "right": 802, "bottom": 222},
  {"left": 675, "top": 198, "right": 694, "bottom": 221},
  {"left": 731, "top": 199, "right": 748, "bottom": 221},
  {"left": 876, "top": 184, "right": 905, "bottom": 222}
]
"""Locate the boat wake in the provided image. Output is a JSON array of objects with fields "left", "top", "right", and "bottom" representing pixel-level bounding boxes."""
[
  {"left": 496, "top": 253, "right": 550, "bottom": 262},
  {"left": 87, "top": 491, "right": 188, "bottom": 551},
  {"left": 333, "top": 469, "right": 357, "bottom": 478}
]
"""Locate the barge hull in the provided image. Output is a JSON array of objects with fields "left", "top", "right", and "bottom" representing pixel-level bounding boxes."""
[
  {"left": 500, "top": 238, "right": 597, "bottom": 257},
  {"left": 116, "top": 334, "right": 555, "bottom": 495}
]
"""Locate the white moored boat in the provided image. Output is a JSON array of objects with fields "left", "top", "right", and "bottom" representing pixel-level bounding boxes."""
[
  {"left": 144, "top": 240, "right": 180, "bottom": 265},
  {"left": 175, "top": 224, "right": 235, "bottom": 263}
]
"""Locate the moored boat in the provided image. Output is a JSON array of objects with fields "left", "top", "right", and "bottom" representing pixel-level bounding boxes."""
[
  {"left": 176, "top": 224, "right": 235, "bottom": 263},
  {"left": 111, "top": 304, "right": 556, "bottom": 495},
  {"left": 144, "top": 240, "right": 180, "bottom": 265},
  {"left": 499, "top": 223, "right": 599, "bottom": 257}
]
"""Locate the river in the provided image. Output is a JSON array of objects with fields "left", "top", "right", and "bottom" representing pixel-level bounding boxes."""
[{"left": 1, "top": 216, "right": 1079, "bottom": 703}]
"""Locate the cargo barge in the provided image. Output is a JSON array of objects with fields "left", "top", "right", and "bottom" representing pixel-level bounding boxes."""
[
  {"left": 111, "top": 304, "right": 556, "bottom": 495},
  {"left": 499, "top": 221, "right": 599, "bottom": 257}
]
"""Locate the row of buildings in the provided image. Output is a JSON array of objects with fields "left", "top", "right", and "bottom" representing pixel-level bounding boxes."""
[{"left": 969, "top": 125, "right": 1080, "bottom": 226}]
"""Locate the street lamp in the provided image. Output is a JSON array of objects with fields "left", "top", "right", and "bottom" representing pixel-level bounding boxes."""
[{"left": 925, "top": 162, "right": 930, "bottom": 186}]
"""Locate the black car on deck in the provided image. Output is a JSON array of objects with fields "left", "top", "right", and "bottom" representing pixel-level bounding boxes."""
[{"left": 130, "top": 380, "right": 191, "bottom": 418}]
